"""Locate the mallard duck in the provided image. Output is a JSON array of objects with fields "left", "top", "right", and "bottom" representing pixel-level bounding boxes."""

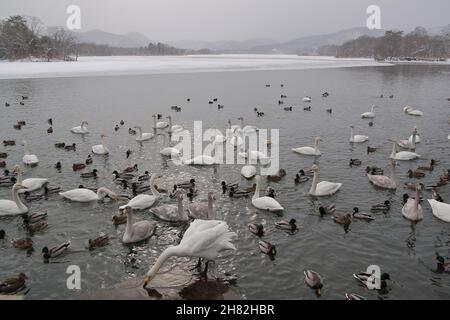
[
  {"left": 54, "top": 161, "right": 62, "bottom": 170},
  {"left": 47, "top": 127, "right": 53, "bottom": 134},
  {"left": 366, "top": 166, "right": 383, "bottom": 175},
  {"left": 44, "top": 186, "right": 60, "bottom": 194},
  {"left": 304, "top": 270, "right": 323, "bottom": 296},
  {"left": 436, "top": 254, "right": 450, "bottom": 273},
  {"left": 177, "top": 178, "right": 195, "bottom": 189},
  {"left": 80, "top": 169, "right": 98, "bottom": 178},
  {"left": 0, "top": 159, "right": 5, "bottom": 168},
  {"left": 5, "top": 102, "right": 10, "bottom": 107},
  {"left": 0, "top": 152, "right": 7, "bottom": 158},
  {"left": 418, "top": 161, "right": 435, "bottom": 171},
  {"left": 123, "top": 164, "right": 138, "bottom": 173},
  {"left": 12, "top": 238, "right": 33, "bottom": 249},
  {"left": 228, "top": 186, "right": 251, "bottom": 198},
  {"left": 275, "top": 218, "right": 297, "bottom": 231},
  {"left": 248, "top": 223, "right": 264, "bottom": 236},
  {"left": 333, "top": 213, "right": 351, "bottom": 225},
  {"left": 3, "top": 140, "right": 15, "bottom": 146},
  {"left": 259, "top": 240, "right": 276, "bottom": 256},
  {"left": 403, "top": 183, "right": 416, "bottom": 190},
  {"left": 13, "top": 124, "right": 22, "bottom": 130},
  {"left": 349, "top": 159, "right": 362, "bottom": 166},
  {"left": 221, "top": 181, "right": 239, "bottom": 193},
  {"left": 23, "top": 212, "right": 47, "bottom": 224},
  {"left": 154, "top": 185, "right": 167, "bottom": 194},
  {"left": 138, "top": 171, "right": 150, "bottom": 181},
  {"left": 24, "top": 191, "right": 45, "bottom": 202},
  {"left": 432, "top": 189, "right": 444, "bottom": 202},
  {"left": 265, "top": 187, "right": 276, "bottom": 198},
  {"left": 303, "top": 106, "right": 311, "bottom": 111},
  {"left": 73, "top": 163, "right": 86, "bottom": 171},
  {"left": 370, "top": 200, "right": 390, "bottom": 211},
  {"left": 114, "top": 125, "right": 120, "bottom": 132},
  {"left": 408, "top": 169, "right": 425, "bottom": 178},
  {"left": 112, "top": 212, "right": 127, "bottom": 226},
  {"left": 54, "top": 142, "right": 65, "bottom": 148},
  {"left": 128, "top": 128, "right": 136, "bottom": 135},
  {"left": 88, "top": 235, "right": 110, "bottom": 250},
  {"left": 326, "top": 108, "right": 332, "bottom": 113},
  {"left": 367, "top": 146, "right": 377, "bottom": 153},
  {"left": 0, "top": 273, "right": 27, "bottom": 294},
  {"left": 64, "top": 143, "right": 76, "bottom": 151},
  {"left": 113, "top": 171, "right": 135, "bottom": 180},
  {"left": 48, "top": 118, "right": 53, "bottom": 125},
  {"left": 352, "top": 207, "right": 375, "bottom": 221},
  {"left": 353, "top": 272, "right": 390, "bottom": 290},
  {"left": 294, "top": 173, "right": 309, "bottom": 184},
  {"left": 345, "top": 293, "right": 367, "bottom": 300},
  {"left": 85, "top": 155, "right": 93, "bottom": 165},
  {"left": 267, "top": 168, "right": 287, "bottom": 182},
  {"left": 27, "top": 221, "right": 48, "bottom": 233},
  {"left": 319, "top": 205, "right": 336, "bottom": 216},
  {"left": 187, "top": 188, "right": 198, "bottom": 201},
  {"left": 120, "top": 120, "right": 125, "bottom": 125},
  {"left": 42, "top": 241, "right": 70, "bottom": 259}
]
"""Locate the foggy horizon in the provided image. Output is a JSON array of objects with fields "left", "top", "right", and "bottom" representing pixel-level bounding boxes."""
[{"left": 1, "top": 0, "right": 449, "bottom": 43}]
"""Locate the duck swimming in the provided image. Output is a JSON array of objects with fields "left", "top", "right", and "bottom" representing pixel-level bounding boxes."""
[
  {"left": 42, "top": 241, "right": 71, "bottom": 259},
  {"left": 370, "top": 200, "right": 390, "bottom": 212},
  {"left": 248, "top": 223, "right": 264, "bottom": 236},
  {"left": 275, "top": 218, "right": 297, "bottom": 232},
  {"left": 304, "top": 270, "right": 323, "bottom": 296},
  {"left": 351, "top": 207, "right": 375, "bottom": 221}
]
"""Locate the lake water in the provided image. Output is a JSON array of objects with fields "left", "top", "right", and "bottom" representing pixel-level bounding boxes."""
[{"left": 0, "top": 62, "right": 449, "bottom": 299}]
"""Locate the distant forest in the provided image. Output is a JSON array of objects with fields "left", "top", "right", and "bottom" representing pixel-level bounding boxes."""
[
  {"left": 0, "top": 15, "right": 209, "bottom": 61},
  {"left": 319, "top": 27, "right": 450, "bottom": 60}
]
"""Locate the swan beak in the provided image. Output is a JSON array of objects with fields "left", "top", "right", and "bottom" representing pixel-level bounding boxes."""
[{"left": 143, "top": 275, "right": 152, "bottom": 289}]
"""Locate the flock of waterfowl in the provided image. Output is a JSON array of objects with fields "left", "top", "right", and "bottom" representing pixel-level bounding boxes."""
[{"left": 1, "top": 88, "right": 450, "bottom": 300}]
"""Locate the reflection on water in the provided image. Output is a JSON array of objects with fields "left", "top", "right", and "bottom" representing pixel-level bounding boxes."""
[{"left": 0, "top": 65, "right": 450, "bottom": 299}]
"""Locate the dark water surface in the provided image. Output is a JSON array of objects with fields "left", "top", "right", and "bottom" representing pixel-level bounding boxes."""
[{"left": 0, "top": 65, "right": 450, "bottom": 299}]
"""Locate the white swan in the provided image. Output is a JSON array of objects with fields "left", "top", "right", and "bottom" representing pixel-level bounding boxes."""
[
  {"left": 122, "top": 206, "right": 157, "bottom": 244},
  {"left": 70, "top": 121, "right": 89, "bottom": 134},
  {"left": 143, "top": 219, "right": 236, "bottom": 287},
  {"left": 228, "top": 130, "right": 244, "bottom": 147},
  {"left": 183, "top": 155, "right": 217, "bottom": 165},
  {"left": 153, "top": 114, "right": 169, "bottom": 129},
  {"left": 349, "top": 126, "right": 368, "bottom": 143},
  {"left": 404, "top": 106, "right": 423, "bottom": 116},
  {"left": 389, "top": 140, "right": 419, "bottom": 160},
  {"left": 0, "top": 183, "right": 28, "bottom": 216},
  {"left": 134, "top": 126, "right": 154, "bottom": 141},
  {"left": 448, "top": 133, "right": 450, "bottom": 140},
  {"left": 238, "top": 117, "right": 257, "bottom": 134},
  {"left": 238, "top": 149, "right": 270, "bottom": 165},
  {"left": 402, "top": 184, "right": 423, "bottom": 221},
  {"left": 119, "top": 174, "right": 160, "bottom": 210},
  {"left": 187, "top": 192, "right": 215, "bottom": 220},
  {"left": 252, "top": 175, "right": 284, "bottom": 211},
  {"left": 212, "top": 134, "right": 226, "bottom": 145},
  {"left": 303, "top": 96, "right": 312, "bottom": 102},
  {"left": 308, "top": 164, "right": 342, "bottom": 196},
  {"left": 361, "top": 105, "right": 378, "bottom": 119},
  {"left": 14, "top": 165, "right": 48, "bottom": 194},
  {"left": 367, "top": 160, "right": 397, "bottom": 190},
  {"left": 92, "top": 134, "right": 109, "bottom": 155},
  {"left": 428, "top": 199, "right": 450, "bottom": 223},
  {"left": 398, "top": 127, "right": 418, "bottom": 149},
  {"left": 166, "top": 116, "right": 184, "bottom": 133},
  {"left": 150, "top": 191, "right": 189, "bottom": 222},
  {"left": 22, "top": 141, "right": 39, "bottom": 166},
  {"left": 59, "top": 187, "right": 117, "bottom": 202},
  {"left": 292, "top": 137, "right": 322, "bottom": 156}
]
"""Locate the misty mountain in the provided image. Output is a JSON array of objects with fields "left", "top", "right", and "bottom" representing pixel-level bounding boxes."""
[
  {"left": 72, "top": 29, "right": 151, "bottom": 48},
  {"left": 250, "top": 27, "right": 386, "bottom": 54},
  {"left": 167, "top": 38, "right": 278, "bottom": 52}
]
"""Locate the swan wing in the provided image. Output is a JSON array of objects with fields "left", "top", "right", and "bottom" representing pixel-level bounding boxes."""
[
  {"left": 120, "top": 194, "right": 156, "bottom": 210},
  {"left": 150, "top": 205, "right": 185, "bottom": 221},
  {"left": 20, "top": 178, "right": 48, "bottom": 193},
  {"left": 59, "top": 189, "right": 97, "bottom": 202},
  {"left": 292, "top": 146, "right": 321, "bottom": 156},
  {"left": 125, "top": 220, "right": 156, "bottom": 243},
  {"left": 187, "top": 202, "right": 208, "bottom": 219},
  {"left": 428, "top": 199, "right": 450, "bottom": 222},
  {"left": 23, "top": 154, "right": 39, "bottom": 164},
  {"left": 367, "top": 174, "right": 396, "bottom": 189},
  {"left": 252, "top": 196, "right": 284, "bottom": 211},
  {"left": 0, "top": 200, "right": 22, "bottom": 216},
  {"left": 402, "top": 199, "right": 423, "bottom": 221},
  {"left": 315, "top": 181, "right": 342, "bottom": 196},
  {"left": 241, "top": 165, "right": 256, "bottom": 178}
]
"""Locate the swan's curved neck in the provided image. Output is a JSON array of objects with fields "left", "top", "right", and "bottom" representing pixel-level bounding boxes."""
[
  {"left": 178, "top": 196, "right": 188, "bottom": 220},
  {"left": 12, "top": 186, "right": 27, "bottom": 212},
  {"left": 125, "top": 211, "right": 134, "bottom": 236},
  {"left": 389, "top": 161, "right": 397, "bottom": 185},
  {"left": 167, "top": 117, "right": 172, "bottom": 128},
  {"left": 149, "top": 175, "right": 160, "bottom": 197},
  {"left": 414, "top": 187, "right": 420, "bottom": 211},
  {"left": 411, "top": 130, "right": 416, "bottom": 149},
  {"left": 147, "top": 246, "right": 183, "bottom": 279},
  {"left": 309, "top": 169, "right": 319, "bottom": 195},
  {"left": 16, "top": 169, "right": 23, "bottom": 184},
  {"left": 240, "top": 118, "right": 244, "bottom": 128},
  {"left": 390, "top": 142, "right": 396, "bottom": 158},
  {"left": 371, "top": 105, "right": 375, "bottom": 113},
  {"left": 314, "top": 138, "right": 319, "bottom": 151},
  {"left": 81, "top": 121, "right": 88, "bottom": 129},
  {"left": 253, "top": 178, "right": 260, "bottom": 199},
  {"left": 97, "top": 187, "right": 116, "bottom": 200},
  {"left": 350, "top": 128, "right": 354, "bottom": 141},
  {"left": 135, "top": 126, "right": 143, "bottom": 139},
  {"left": 208, "top": 197, "right": 215, "bottom": 219}
]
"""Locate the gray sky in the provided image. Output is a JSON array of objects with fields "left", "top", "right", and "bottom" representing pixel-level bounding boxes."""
[{"left": 1, "top": 0, "right": 449, "bottom": 41}]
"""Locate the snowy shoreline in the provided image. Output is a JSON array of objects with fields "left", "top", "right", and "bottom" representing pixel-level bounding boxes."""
[{"left": 0, "top": 55, "right": 393, "bottom": 80}]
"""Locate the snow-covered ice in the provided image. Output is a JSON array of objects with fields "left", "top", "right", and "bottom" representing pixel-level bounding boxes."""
[{"left": 0, "top": 55, "right": 392, "bottom": 79}]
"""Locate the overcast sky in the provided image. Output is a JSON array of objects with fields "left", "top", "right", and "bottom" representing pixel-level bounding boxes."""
[{"left": 1, "top": 0, "right": 449, "bottom": 41}]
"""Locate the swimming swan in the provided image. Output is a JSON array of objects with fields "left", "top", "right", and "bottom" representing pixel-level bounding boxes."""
[
  {"left": 70, "top": 121, "right": 89, "bottom": 134},
  {"left": 292, "top": 137, "right": 322, "bottom": 156},
  {"left": 308, "top": 164, "right": 342, "bottom": 196},
  {"left": 252, "top": 175, "right": 284, "bottom": 211}
]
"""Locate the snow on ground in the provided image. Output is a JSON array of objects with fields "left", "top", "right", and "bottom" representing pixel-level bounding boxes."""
[{"left": 0, "top": 55, "right": 393, "bottom": 80}]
